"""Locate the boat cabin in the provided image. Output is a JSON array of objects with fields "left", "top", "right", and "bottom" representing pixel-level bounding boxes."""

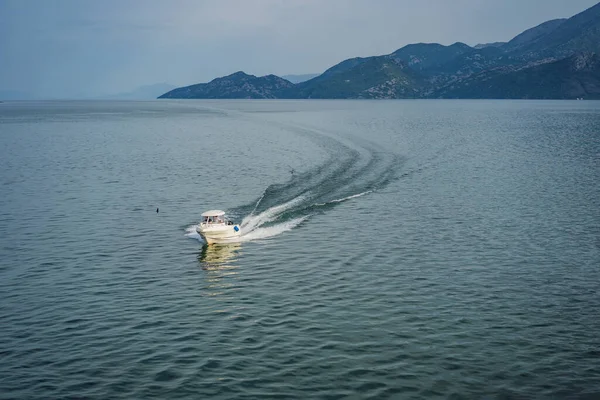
[{"left": 200, "top": 210, "right": 234, "bottom": 225}]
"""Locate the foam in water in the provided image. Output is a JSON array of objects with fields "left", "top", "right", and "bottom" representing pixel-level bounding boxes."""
[
  {"left": 185, "top": 225, "right": 202, "bottom": 240},
  {"left": 241, "top": 194, "right": 308, "bottom": 232},
  {"left": 237, "top": 216, "right": 309, "bottom": 242},
  {"left": 185, "top": 121, "right": 402, "bottom": 245}
]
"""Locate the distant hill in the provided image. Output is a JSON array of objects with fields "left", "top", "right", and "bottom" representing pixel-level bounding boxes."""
[
  {"left": 159, "top": 2, "right": 600, "bottom": 100},
  {"left": 503, "top": 19, "right": 567, "bottom": 52},
  {"left": 281, "top": 74, "right": 320, "bottom": 83},
  {"left": 159, "top": 71, "right": 293, "bottom": 99},
  {"left": 388, "top": 42, "right": 473, "bottom": 73},
  {"left": 285, "top": 57, "right": 424, "bottom": 99},
  {"left": 435, "top": 52, "right": 600, "bottom": 99},
  {"left": 504, "top": 3, "right": 600, "bottom": 62}
]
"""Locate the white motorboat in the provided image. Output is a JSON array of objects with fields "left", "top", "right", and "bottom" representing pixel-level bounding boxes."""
[{"left": 196, "top": 210, "right": 241, "bottom": 244}]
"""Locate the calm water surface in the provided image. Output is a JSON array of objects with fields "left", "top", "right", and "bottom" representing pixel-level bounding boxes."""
[{"left": 1, "top": 100, "right": 599, "bottom": 399}]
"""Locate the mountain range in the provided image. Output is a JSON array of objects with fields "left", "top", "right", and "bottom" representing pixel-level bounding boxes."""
[{"left": 159, "top": 2, "right": 600, "bottom": 100}]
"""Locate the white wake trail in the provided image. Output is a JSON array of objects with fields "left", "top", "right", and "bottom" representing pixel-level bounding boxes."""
[
  {"left": 237, "top": 216, "right": 309, "bottom": 242},
  {"left": 313, "top": 190, "right": 372, "bottom": 207},
  {"left": 240, "top": 194, "right": 308, "bottom": 233}
]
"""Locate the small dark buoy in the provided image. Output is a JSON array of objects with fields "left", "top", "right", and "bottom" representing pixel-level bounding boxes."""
[{"left": 156, "top": 208, "right": 159, "bottom": 213}]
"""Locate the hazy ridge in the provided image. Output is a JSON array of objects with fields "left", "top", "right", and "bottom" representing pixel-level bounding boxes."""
[{"left": 160, "top": 3, "right": 600, "bottom": 100}]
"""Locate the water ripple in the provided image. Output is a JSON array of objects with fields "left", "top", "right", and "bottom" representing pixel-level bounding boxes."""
[{"left": 1, "top": 100, "right": 600, "bottom": 398}]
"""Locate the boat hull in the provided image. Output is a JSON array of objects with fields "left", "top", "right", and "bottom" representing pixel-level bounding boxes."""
[{"left": 196, "top": 224, "right": 241, "bottom": 244}]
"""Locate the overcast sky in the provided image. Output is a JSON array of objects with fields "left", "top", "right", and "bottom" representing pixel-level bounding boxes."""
[{"left": 1, "top": 0, "right": 598, "bottom": 98}]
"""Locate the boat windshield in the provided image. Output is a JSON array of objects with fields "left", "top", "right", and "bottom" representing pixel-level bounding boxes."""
[{"left": 202, "top": 215, "right": 226, "bottom": 224}]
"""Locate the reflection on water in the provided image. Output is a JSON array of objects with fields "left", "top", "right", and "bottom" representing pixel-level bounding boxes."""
[
  {"left": 198, "top": 243, "right": 242, "bottom": 270},
  {"left": 198, "top": 243, "right": 242, "bottom": 297}
]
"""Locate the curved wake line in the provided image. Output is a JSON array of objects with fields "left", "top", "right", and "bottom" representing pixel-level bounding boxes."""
[
  {"left": 186, "top": 119, "right": 404, "bottom": 244},
  {"left": 313, "top": 190, "right": 372, "bottom": 207},
  {"left": 249, "top": 190, "right": 266, "bottom": 217}
]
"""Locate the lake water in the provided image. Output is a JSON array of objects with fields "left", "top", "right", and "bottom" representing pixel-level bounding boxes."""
[{"left": 1, "top": 100, "right": 599, "bottom": 399}]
